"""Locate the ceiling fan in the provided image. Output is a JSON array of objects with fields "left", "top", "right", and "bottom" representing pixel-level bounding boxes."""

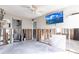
[
  {"left": 21, "top": 5, "right": 37, "bottom": 13},
  {"left": 20, "top": 5, "right": 43, "bottom": 17}
]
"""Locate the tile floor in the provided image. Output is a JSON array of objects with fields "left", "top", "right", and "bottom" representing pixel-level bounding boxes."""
[
  {"left": 66, "top": 39, "right": 79, "bottom": 53},
  {"left": 0, "top": 40, "right": 64, "bottom": 54}
]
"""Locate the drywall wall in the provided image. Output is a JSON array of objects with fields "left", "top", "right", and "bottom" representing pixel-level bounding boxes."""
[
  {"left": 3, "top": 6, "right": 79, "bottom": 29},
  {"left": 35, "top": 6, "right": 79, "bottom": 29},
  {"left": 63, "top": 6, "right": 79, "bottom": 28},
  {"left": 22, "top": 19, "right": 32, "bottom": 29},
  {"left": 2, "top": 14, "right": 23, "bottom": 28},
  {"left": 12, "top": 19, "right": 22, "bottom": 29},
  {"left": 63, "top": 14, "right": 79, "bottom": 28},
  {"left": 2, "top": 14, "right": 32, "bottom": 29},
  {"left": 35, "top": 14, "right": 64, "bottom": 29}
]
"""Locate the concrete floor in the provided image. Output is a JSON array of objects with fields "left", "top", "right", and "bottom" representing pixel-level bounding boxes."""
[{"left": 0, "top": 40, "right": 64, "bottom": 54}]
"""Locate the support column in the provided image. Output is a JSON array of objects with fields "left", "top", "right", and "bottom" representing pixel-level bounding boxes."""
[
  {"left": 10, "top": 29, "right": 14, "bottom": 43},
  {"left": 3, "top": 28, "right": 8, "bottom": 45},
  {"left": 32, "top": 21, "right": 33, "bottom": 40}
]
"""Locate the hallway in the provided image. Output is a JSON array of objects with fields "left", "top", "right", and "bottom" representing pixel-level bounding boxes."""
[{"left": 0, "top": 40, "right": 64, "bottom": 54}]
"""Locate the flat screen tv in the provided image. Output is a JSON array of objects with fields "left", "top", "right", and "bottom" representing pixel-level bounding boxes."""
[{"left": 45, "top": 11, "right": 63, "bottom": 24}]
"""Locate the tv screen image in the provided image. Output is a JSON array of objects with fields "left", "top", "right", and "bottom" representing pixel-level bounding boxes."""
[{"left": 45, "top": 11, "right": 63, "bottom": 24}]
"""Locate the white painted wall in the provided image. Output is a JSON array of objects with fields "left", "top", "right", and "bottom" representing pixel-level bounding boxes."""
[
  {"left": 35, "top": 6, "right": 79, "bottom": 29},
  {"left": 3, "top": 6, "right": 79, "bottom": 29},
  {"left": 22, "top": 19, "right": 32, "bottom": 29},
  {"left": 63, "top": 6, "right": 79, "bottom": 28},
  {"left": 2, "top": 14, "right": 22, "bottom": 28},
  {"left": 2, "top": 14, "right": 32, "bottom": 29},
  {"left": 35, "top": 14, "right": 64, "bottom": 29},
  {"left": 2, "top": 15, "right": 12, "bottom": 28},
  {"left": 63, "top": 14, "right": 79, "bottom": 28}
]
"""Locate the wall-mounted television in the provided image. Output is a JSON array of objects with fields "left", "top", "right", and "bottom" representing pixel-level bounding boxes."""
[{"left": 45, "top": 11, "right": 63, "bottom": 24}]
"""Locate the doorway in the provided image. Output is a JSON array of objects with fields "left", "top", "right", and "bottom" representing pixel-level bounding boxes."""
[
  {"left": 33, "top": 29, "right": 36, "bottom": 39},
  {"left": 33, "top": 22, "right": 37, "bottom": 40},
  {"left": 12, "top": 19, "right": 22, "bottom": 42},
  {"left": 73, "top": 29, "right": 79, "bottom": 40}
]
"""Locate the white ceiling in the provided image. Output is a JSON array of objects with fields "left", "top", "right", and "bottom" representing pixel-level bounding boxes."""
[{"left": 0, "top": 5, "right": 65, "bottom": 19}]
